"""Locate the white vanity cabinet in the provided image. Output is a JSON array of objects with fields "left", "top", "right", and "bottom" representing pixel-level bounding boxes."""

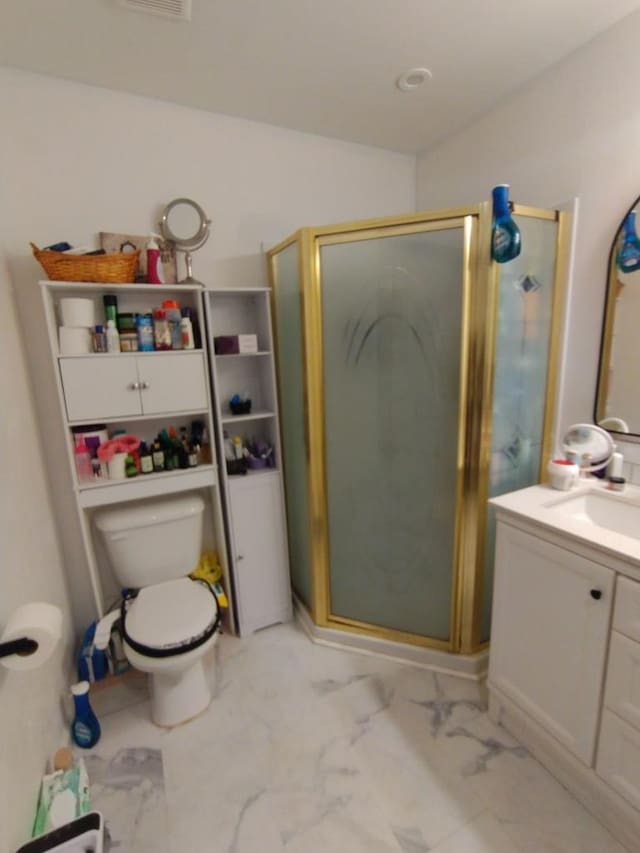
[
  {"left": 490, "top": 523, "right": 614, "bottom": 765},
  {"left": 488, "top": 491, "right": 640, "bottom": 852},
  {"left": 60, "top": 352, "right": 208, "bottom": 421}
]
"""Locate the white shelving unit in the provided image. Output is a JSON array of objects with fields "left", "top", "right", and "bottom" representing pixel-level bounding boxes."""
[
  {"left": 204, "top": 287, "right": 292, "bottom": 635},
  {"left": 40, "top": 280, "right": 234, "bottom": 628}
]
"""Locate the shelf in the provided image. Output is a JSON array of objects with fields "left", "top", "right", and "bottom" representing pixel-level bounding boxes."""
[
  {"left": 214, "top": 351, "right": 271, "bottom": 359},
  {"left": 58, "top": 349, "right": 204, "bottom": 360},
  {"left": 40, "top": 280, "right": 204, "bottom": 293},
  {"left": 68, "top": 409, "right": 210, "bottom": 427},
  {"left": 227, "top": 467, "right": 280, "bottom": 480},
  {"left": 207, "top": 287, "right": 270, "bottom": 294},
  {"left": 221, "top": 409, "right": 276, "bottom": 424},
  {"left": 77, "top": 465, "right": 217, "bottom": 508}
]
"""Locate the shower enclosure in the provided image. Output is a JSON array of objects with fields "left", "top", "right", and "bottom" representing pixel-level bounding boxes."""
[{"left": 268, "top": 202, "right": 569, "bottom": 658}]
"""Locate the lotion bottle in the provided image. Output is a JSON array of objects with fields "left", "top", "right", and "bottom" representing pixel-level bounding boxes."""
[{"left": 146, "top": 233, "right": 164, "bottom": 284}]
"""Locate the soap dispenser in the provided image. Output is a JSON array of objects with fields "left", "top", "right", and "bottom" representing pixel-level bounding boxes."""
[{"left": 146, "top": 234, "right": 164, "bottom": 284}]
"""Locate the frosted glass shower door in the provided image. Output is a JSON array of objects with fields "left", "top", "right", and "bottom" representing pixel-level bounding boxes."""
[{"left": 319, "top": 224, "right": 467, "bottom": 641}]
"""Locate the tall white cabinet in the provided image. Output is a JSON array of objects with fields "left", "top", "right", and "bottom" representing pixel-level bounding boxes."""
[
  {"left": 204, "top": 287, "right": 292, "bottom": 635},
  {"left": 40, "top": 281, "right": 232, "bottom": 627}
]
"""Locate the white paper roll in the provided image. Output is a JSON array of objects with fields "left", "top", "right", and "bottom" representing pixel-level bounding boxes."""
[
  {"left": 60, "top": 298, "right": 95, "bottom": 328},
  {"left": 1, "top": 602, "right": 63, "bottom": 671},
  {"left": 59, "top": 326, "right": 92, "bottom": 355}
]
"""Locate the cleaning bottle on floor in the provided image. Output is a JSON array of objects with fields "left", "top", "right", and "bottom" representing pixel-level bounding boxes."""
[
  {"left": 70, "top": 681, "right": 101, "bottom": 749},
  {"left": 491, "top": 184, "right": 521, "bottom": 264}
]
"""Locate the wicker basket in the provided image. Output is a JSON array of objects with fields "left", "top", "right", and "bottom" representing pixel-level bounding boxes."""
[{"left": 31, "top": 243, "right": 140, "bottom": 283}]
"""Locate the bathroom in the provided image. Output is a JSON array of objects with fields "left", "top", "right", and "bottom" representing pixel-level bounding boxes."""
[{"left": 2, "top": 2, "right": 640, "bottom": 851}]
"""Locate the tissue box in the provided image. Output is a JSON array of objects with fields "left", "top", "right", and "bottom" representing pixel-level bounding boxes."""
[{"left": 214, "top": 334, "right": 258, "bottom": 355}]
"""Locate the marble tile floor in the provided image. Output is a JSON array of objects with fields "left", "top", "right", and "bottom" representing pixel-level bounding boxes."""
[{"left": 85, "top": 622, "right": 628, "bottom": 853}]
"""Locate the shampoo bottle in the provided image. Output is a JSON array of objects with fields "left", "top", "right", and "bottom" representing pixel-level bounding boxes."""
[
  {"left": 106, "top": 319, "right": 120, "bottom": 353},
  {"left": 146, "top": 234, "right": 164, "bottom": 284},
  {"left": 616, "top": 210, "right": 640, "bottom": 273},
  {"left": 70, "top": 681, "right": 101, "bottom": 749},
  {"left": 491, "top": 184, "right": 522, "bottom": 264}
]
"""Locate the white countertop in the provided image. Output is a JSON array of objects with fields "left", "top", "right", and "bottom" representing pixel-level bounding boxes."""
[{"left": 490, "top": 480, "right": 640, "bottom": 570}]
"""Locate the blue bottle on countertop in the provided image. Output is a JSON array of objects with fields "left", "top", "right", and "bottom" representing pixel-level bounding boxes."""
[
  {"left": 491, "top": 184, "right": 521, "bottom": 264},
  {"left": 616, "top": 210, "right": 640, "bottom": 273},
  {"left": 70, "top": 681, "right": 101, "bottom": 749}
]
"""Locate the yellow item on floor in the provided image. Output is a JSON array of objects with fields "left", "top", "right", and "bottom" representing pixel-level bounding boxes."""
[{"left": 190, "top": 551, "right": 228, "bottom": 608}]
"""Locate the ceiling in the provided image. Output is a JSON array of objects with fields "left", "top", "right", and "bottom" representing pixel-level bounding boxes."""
[{"left": 1, "top": 0, "right": 638, "bottom": 153}]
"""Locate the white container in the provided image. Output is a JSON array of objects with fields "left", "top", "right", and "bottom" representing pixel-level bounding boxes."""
[
  {"left": 59, "top": 297, "right": 95, "bottom": 328},
  {"left": 238, "top": 334, "right": 258, "bottom": 353},
  {"left": 59, "top": 325, "right": 92, "bottom": 354},
  {"left": 107, "top": 452, "right": 128, "bottom": 481},
  {"left": 547, "top": 458, "right": 580, "bottom": 490},
  {"left": 94, "top": 494, "right": 205, "bottom": 587}
]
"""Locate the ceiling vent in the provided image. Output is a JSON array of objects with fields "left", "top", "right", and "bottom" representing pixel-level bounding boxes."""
[{"left": 118, "top": 0, "right": 191, "bottom": 21}]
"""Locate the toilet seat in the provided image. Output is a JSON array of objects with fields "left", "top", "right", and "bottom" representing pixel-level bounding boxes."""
[{"left": 121, "top": 577, "right": 220, "bottom": 659}]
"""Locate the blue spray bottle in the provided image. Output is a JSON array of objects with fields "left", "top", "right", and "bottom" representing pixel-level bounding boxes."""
[
  {"left": 70, "top": 681, "right": 101, "bottom": 749},
  {"left": 616, "top": 210, "right": 640, "bottom": 273},
  {"left": 491, "top": 184, "right": 521, "bottom": 264}
]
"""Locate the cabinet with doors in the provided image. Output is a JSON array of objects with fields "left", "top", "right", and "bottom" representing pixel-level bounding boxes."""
[
  {"left": 488, "top": 509, "right": 640, "bottom": 851},
  {"left": 40, "top": 281, "right": 233, "bottom": 627},
  {"left": 204, "top": 287, "right": 292, "bottom": 635}
]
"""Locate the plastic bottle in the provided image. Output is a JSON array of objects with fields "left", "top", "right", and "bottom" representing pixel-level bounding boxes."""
[
  {"left": 105, "top": 319, "right": 121, "bottom": 353},
  {"left": 616, "top": 210, "right": 640, "bottom": 273},
  {"left": 139, "top": 442, "right": 153, "bottom": 474},
  {"left": 74, "top": 438, "right": 93, "bottom": 482},
  {"left": 162, "top": 300, "right": 182, "bottom": 349},
  {"left": 146, "top": 234, "right": 164, "bottom": 284},
  {"left": 136, "top": 313, "right": 155, "bottom": 351},
  {"left": 153, "top": 309, "right": 172, "bottom": 350},
  {"left": 491, "top": 184, "right": 522, "bottom": 264},
  {"left": 70, "top": 681, "right": 101, "bottom": 749},
  {"left": 103, "top": 294, "right": 118, "bottom": 326},
  {"left": 181, "top": 306, "right": 201, "bottom": 348},
  {"left": 180, "top": 315, "right": 195, "bottom": 349},
  {"left": 93, "top": 325, "right": 107, "bottom": 353}
]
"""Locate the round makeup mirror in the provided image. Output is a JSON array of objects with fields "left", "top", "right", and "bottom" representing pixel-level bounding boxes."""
[
  {"left": 561, "top": 423, "right": 615, "bottom": 472},
  {"left": 159, "top": 198, "right": 211, "bottom": 285}
]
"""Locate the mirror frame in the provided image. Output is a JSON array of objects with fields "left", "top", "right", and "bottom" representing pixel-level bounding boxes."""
[
  {"left": 595, "top": 192, "right": 640, "bottom": 438},
  {"left": 159, "top": 197, "right": 211, "bottom": 249}
]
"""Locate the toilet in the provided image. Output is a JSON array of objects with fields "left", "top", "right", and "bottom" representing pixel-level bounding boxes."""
[{"left": 94, "top": 494, "right": 220, "bottom": 727}]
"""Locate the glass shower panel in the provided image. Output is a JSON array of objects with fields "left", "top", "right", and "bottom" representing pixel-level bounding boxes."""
[
  {"left": 272, "top": 242, "right": 313, "bottom": 607},
  {"left": 320, "top": 226, "right": 465, "bottom": 640},
  {"left": 480, "top": 216, "right": 558, "bottom": 641}
]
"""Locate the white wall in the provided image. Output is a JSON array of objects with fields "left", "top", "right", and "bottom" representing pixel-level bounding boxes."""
[
  {"left": 0, "top": 66, "right": 414, "bottom": 847},
  {"left": 416, "top": 10, "right": 640, "bottom": 452}
]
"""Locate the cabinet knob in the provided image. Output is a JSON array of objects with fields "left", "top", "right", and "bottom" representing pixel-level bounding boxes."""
[
  {"left": 140, "top": 381, "right": 149, "bottom": 390},
  {"left": 237, "top": 554, "right": 244, "bottom": 561},
  {"left": 129, "top": 381, "right": 140, "bottom": 390},
  {"left": 590, "top": 589, "right": 603, "bottom": 600}
]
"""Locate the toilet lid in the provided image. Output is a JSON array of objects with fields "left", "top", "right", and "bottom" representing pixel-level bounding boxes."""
[{"left": 122, "top": 578, "right": 220, "bottom": 656}]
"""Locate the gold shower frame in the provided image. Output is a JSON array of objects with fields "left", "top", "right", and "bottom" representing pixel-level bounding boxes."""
[{"left": 268, "top": 202, "right": 569, "bottom": 655}]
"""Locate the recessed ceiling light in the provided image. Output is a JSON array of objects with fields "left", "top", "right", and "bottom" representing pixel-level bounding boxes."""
[{"left": 396, "top": 67, "right": 433, "bottom": 92}]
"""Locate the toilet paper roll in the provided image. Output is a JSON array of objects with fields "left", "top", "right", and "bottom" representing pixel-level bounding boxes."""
[
  {"left": 0, "top": 602, "right": 63, "bottom": 671},
  {"left": 60, "top": 298, "right": 95, "bottom": 328},
  {"left": 59, "top": 326, "right": 92, "bottom": 355}
]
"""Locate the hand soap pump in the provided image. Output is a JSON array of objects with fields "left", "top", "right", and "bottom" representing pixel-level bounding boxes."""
[
  {"left": 146, "top": 233, "right": 164, "bottom": 284},
  {"left": 491, "top": 184, "right": 522, "bottom": 264}
]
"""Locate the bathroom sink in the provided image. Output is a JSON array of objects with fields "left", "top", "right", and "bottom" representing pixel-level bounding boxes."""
[{"left": 550, "top": 490, "right": 640, "bottom": 541}]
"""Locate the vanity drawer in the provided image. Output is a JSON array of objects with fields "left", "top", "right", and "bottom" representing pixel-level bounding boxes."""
[
  {"left": 597, "top": 709, "right": 640, "bottom": 811},
  {"left": 604, "top": 631, "right": 640, "bottom": 730},
  {"left": 613, "top": 576, "right": 640, "bottom": 643}
]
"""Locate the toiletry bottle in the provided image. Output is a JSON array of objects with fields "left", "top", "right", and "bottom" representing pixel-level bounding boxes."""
[
  {"left": 152, "top": 440, "right": 165, "bottom": 472},
  {"left": 74, "top": 438, "right": 93, "bottom": 482},
  {"left": 70, "top": 681, "right": 101, "bottom": 749},
  {"left": 491, "top": 184, "right": 522, "bottom": 264},
  {"left": 93, "top": 325, "right": 107, "bottom": 353},
  {"left": 180, "top": 315, "right": 195, "bottom": 349},
  {"left": 136, "top": 313, "right": 155, "bottom": 351},
  {"left": 146, "top": 234, "right": 164, "bottom": 284},
  {"left": 139, "top": 442, "right": 153, "bottom": 474},
  {"left": 617, "top": 210, "right": 640, "bottom": 273},
  {"left": 153, "top": 309, "right": 172, "bottom": 350},
  {"left": 105, "top": 319, "right": 121, "bottom": 353},
  {"left": 181, "top": 306, "right": 201, "bottom": 348},
  {"left": 162, "top": 300, "right": 182, "bottom": 349},
  {"left": 103, "top": 294, "right": 118, "bottom": 326}
]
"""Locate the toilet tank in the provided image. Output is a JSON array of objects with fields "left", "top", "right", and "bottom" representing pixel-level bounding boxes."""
[{"left": 94, "top": 494, "right": 205, "bottom": 588}]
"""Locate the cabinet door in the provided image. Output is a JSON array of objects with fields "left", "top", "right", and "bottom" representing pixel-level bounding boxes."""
[
  {"left": 489, "top": 523, "right": 614, "bottom": 765},
  {"left": 597, "top": 710, "right": 640, "bottom": 811},
  {"left": 60, "top": 356, "right": 141, "bottom": 421},
  {"left": 137, "top": 353, "right": 208, "bottom": 414},
  {"left": 229, "top": 473, "right": 291, "bottom": 635},
  {"left": 604, "top": 631, "right": 640, "bottom": 730}
]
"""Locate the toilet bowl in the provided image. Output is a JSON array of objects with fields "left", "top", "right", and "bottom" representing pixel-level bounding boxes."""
[{"left": 94, "top": 495, "right": 220, "bottom": 727}]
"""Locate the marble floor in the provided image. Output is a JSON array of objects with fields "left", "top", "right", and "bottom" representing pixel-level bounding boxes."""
[{"left": 85, "top": 622, "right": 628, "bottom": 853}]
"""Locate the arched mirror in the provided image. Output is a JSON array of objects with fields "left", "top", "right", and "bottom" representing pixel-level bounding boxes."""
[
  {"left": 596, "top": 194, "right": 640, "bottom": 436},
  {"left": 159, "top": 198, "right": 211, "bottom": 285}
]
